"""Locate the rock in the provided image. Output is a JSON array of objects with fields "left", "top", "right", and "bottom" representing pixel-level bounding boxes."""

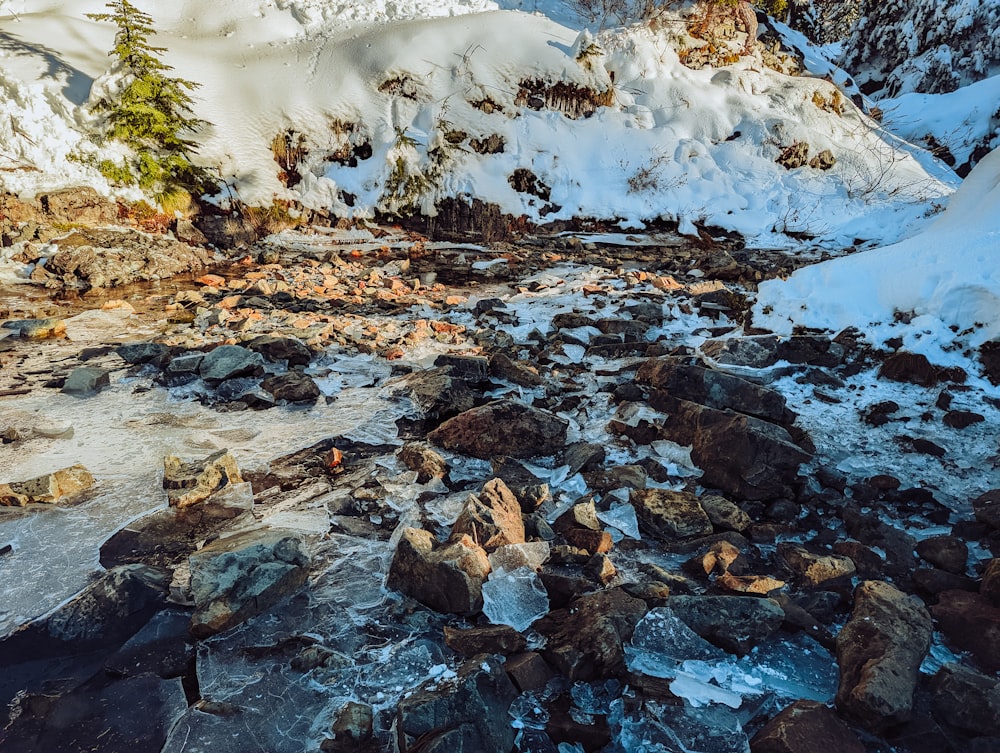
[
  {"left": 571, "top": 500, "right": 601, "bottom": 530},
  {"left": 562, "top": 442, "right": 606, "bottom": 476},
  {"left": 0, "top": 483, "right": 29, "bottom": 506},
  {"left": 691, "top": 540, "right": 742, "bottom": 576},
  {"left": 562, "top": 528, "right": 614, "bottom": 554},
  {"left": 434, "top": 353, "right": 489, "bottom": 381},
  {"left": 972, "top": 489, "right": 1000, "bottom": 530},
  {"left": 1, "top": 317, "right": 66, "bottom": 339},
  {"left": 45, "top": 228, "right": 213, "bottom": 288},
  {"left": 980, "top": 340, "right": 1000, "bottom": 385},
  {"left": 717, "top": 572, "right": 786, "bottom": 595},
  {"left": 6, "top": 464, "right": 95, "bottom": 504},
  {"left": 117, "top": 342, "right": 169, "bottom": 364},
  {"left": 398, "top": 442, "right": 449, "bottom": 483},
  {"left": 62, "top": 366, "right": 111, "bottom": 395},
  {"left": 104, "top": 609, "right": 193, "bottom": 679},
  {"left": 831, "top": 541, "right": 885, "bottom": 579},
  {"left": 699, "top": 494, "right": 751, "bottom": 532},
  {"left": 836, "top": 580, "right": 933, "bottom": 730},
  {"left": 777, "top": 142, "right": 811, "bottom": 169},
  {"left": 930, "top": 590, "right": 1000, "bottom": 671},
  {"left": 174, "top": 218, "right": 209, "bottom": 246},
  {"left": 443, "top": 624, "right": 527, "bottom": 656},
  {"left": 649, "top": 394, "right": 810, "bottom": 500},
  {"left": 393, "top": 367, "right": 476, "bottom": 426},
  {"left": 777, "top": 544, "right": 857, "bottom": 586},
  {"left": 751, "top": 700, "right": 865, "bottom": 753},
  {"left": 668, "top": 595, "right": 784, "bottom": 655},
  {"left": 915, "top": 536, "right": 967, "bottom": 574},
  {"left": 261, "top": 371, "right": 320, "bottom": 403},
  {"left": 321, "top": 701, "right": 374, "bottom": 752},
  {"left": 636, "top": 357, "right": 793, "bottom": 424},
  {"left": 188, "top": 529, "right": 310, "bottom": 638},
  {"left": 387, "top": 528, "right": 491, "bottom": 614},
  {"left": 450, "top": 478, "right": 525, "bottom": 551},
  {"left": 878, "top": 351, "right": 942, "bottom": 387},
  {"left": 630, "top": 488, "right": 713, "bottom": 539},
  {"left": 198, "top": 344, "right": 265, "bottom": 382},
  {"left": 535, "top": 588, "right": 648, "bottom": 681},
  {"left": 504, "top": 651, "right": 556, "bottom": 692},
  {"left": 808, "top": 149, "right": 837, "bottom": 170},
  {"left": 489, "top": 351, "right": 544, "bottom": 386},
  {"left": 162, "top": 450, "right": 244, "bottom": 509},
  {"left": 246, "top": 335, "right": 312, "bottom": 366},
  {"left": 842, "top": 503, "right": 917, "bottom": 579},
  {"left": 394, "top": 655, "right": 517, "bottom": 753},
  {"left": 982, "top": 558, "right": 1000, "bottom": 606},
  {"left": 428, "top": 399, "right": 568, "bottom": 459},
  {"left": 943, "top": 410, "right": 985, "bottom": 429},
  {"left": 930, "top": 663, "right": 1000, "bottom": 736},
  {"left": 912, "top": 567, "right": 977, "bottom": 595},
  {"left": 40, "top": 186, "right": 118, "bottom": 225}
]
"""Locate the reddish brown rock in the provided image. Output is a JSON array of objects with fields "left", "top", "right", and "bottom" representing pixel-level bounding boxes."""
[
  {"left": 915, "top": 536, "right": 968, "bottom": 574},
  {"left": 982, "top": 558, "right": 1000, "bottom": 606},
  {"left": 505, "top": 652, "right": 555, "bottom": 692},
  {"left": 443, "top": 624, "right": 526, "bottom": 657},
  {"left": 562, "top": 528, "right": 613, "bottom": 555},
  {"left": 428, "top": 399, "right": 568, "bottom": 459},
  {"left": 387, "top": 528, "right": 491, "bottom": 615},
  {"left": 836, "top": 581, "right": 932, "bottom": 731},
  {"left": 450, "top": 478, "right": 525, "bottom": 551},
  {"left": 630, "top": 488, "right": 713, "bottom": 539},
  {"left": 930, "top": 590, "right": 1000, "bottom": 671},
  {"left": 751, "top": 700, "right": 865, "bottom": 753}
]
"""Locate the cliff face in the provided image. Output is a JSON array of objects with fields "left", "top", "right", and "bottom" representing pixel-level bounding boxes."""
[{"left": 840, "top": 0, "right": 1000, "bottom": 96}]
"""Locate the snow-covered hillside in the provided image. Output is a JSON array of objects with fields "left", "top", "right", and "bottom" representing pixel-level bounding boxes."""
[{"left": 0, "top": 0, "right": 959, "bottom": 248}]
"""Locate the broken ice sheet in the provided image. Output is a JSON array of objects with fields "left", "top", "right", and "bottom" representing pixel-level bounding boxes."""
[
  {"left": 734, "top": 634, "right": 839, "bottom": 703},
  {"left": 489, "top": 542, "right": 550, "bottom": 572},
  {"left": 655, "top": 702, "right": 750, "bottom": 753},
  {"left": 482, "top": 566, "right": 549, "bottom": 632},
  {"left": 626, "top": 607, "right": 728, "bottom": 678},
  {"left": 509, "top": 692, "right": 550, "bottom": 730},
  {"left": 596, "top": 503, "right": 640, "bottom": 540}
]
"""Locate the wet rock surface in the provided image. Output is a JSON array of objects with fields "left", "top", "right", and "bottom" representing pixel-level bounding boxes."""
[{"left": 1, "top": 223, "right": 999, "bottom": 753}]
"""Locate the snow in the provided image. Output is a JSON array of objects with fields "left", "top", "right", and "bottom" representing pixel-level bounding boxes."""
[
  {"left": 754, "top": 146, "right": 1000, "bottom": 369},
  {"left": 0, "top": 0, "right": 960, "bottom": 248}
]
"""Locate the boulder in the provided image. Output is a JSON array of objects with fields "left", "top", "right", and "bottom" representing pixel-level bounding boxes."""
[
  {"left": 668, "top": 595, "right": 784, "bottom": 655},
  {"left": 162, "top": 450, "right": 243, "bottom": 509},
  {"left": 393, "top": 367, "right": 475, "bottom": 426},
  {"left": 6, "top": 463, "right": 95, "bottom": 504},
  {"left": 915, "top": 536, "right": 968, "bottom": 574},
  {"left": 40, "top": 186, "right": 118, "bottom": 225},
  {"left": 188, "top": 529, "right": 310, "bottom": 638},
  {"left": 489, "top": 351, "right": 545, "bottom": 386},
  {"left": 387, "top": 528, "right": 491, "bottom": 614},
  {"left": 648, "top": 394, "right": 810, "bottom": 500},
  {"left": 878, "top": 352, "right": 944, "bottom": 387},
  {"left": 972, "top": 489, "right": 1000, "bottom": 530},
  {"left": 930, "top": 590, "right": 1000, "bottom": 671},
  {"left": 836, "top": 580, "right": 933, "bottom": 730},
  {"left": 630, "top": 488, "right": 713, "bottom": 539},
  {"left": 777, "top": 544, "right": 857, "bottom": 587},
  {"left": 62, "top": 366, "right": 111, "bottom": 395},
  {"left": 246, "top": 335, "right": 312, "bottom": 366},
  {"left": 751, "top": 700, "right": 865, "bottom": 753},
  {"left": 261, "top": 371, "right": 320, "bottom": 403},
  {"left": 930, "top": 663, "right": 1000, "bottom": 736},
  {"left": 397, "top": 441, "right": 449, "bottom": 483},
  {"left": 428, "top": 399, "right": 568, "bottom": 459},
  {"left": 2, "top": 317, "right": 67, "bottom": 339},
  {"left": 636, "top": 357, "right": 793, "bottom": 424},
  {"left": 198, "top": 345, "right": 264, "bottom": 382},
  {"left": 699, "top": 494, "right": 751, "bottom": 532},
  {"left": 394, "top": 655, "right": 517, "bottom": 753},
  {"left": 535, "top": 588, "right": 648, "bottom": 681},
  {"left": 699, "top": 335, "right": 780, "bottom": 368},
  {"left": 980, "top": 340, "right": 1000, "bottom": 385},
  {"left": 450, "top": 478, "right": 525, "bottom": 551},
  {"left": 117, "top": 342, "right": 169, "bottom": 364}
]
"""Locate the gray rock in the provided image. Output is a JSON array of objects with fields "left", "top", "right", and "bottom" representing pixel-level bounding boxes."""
[
  {"left": 246, "top": 335, "right": 312, "bottom": 366},
  {"left": 166, "top": 352, "right": 204, "bottom": 375},
  {"left": 429, "top": 399, "right": 568, "bottom": 459},
  {"left": 699, "top": 494, "right": 751, "bottom": 532},
  {"left": 836, "top": 580, "right": 933, "bottom": 731},
  {"left": 117, "top": 342, "right": 168, "bottom": 364},
  {"left": 188, "top": 529, "right": 310, "bottom": 638},
  {"left": 394, "top": 655, "right": 517, "bottom": 753},
  {"left": 393, "top": 367, "right": 476, "bottom": 425},
  {"left": 668, "top": 595, "right": 784, "bottom": 655},
  {"left": 62, "top": 366, "right": 111, "bottom": 395},
  {"left": 699, "top": 335, "right": 780, "bottom": 368},
  {"left": 915, "top": 536, "right": 968, "bottom": 574},
  {"left": 198, "top": 345, "right": 264, "bottom": 382},
  {"left": 1, "top": 317, "right": 66, "bottom": 339},
  {"left": 387, "top": 528, "right": 491, "bottom": 614}
]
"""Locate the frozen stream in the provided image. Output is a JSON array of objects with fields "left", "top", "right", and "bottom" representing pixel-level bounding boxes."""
[{"left": 0, "top": 361, "right": 404, "bottom": 637}]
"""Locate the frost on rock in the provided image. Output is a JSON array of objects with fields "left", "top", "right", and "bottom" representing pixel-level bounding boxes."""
[
  {"left": 596, "top": 502, "right": 641, "bottom": 540},
  {"left": 481, "top": 565, "right": 549, "bottom": 632}
]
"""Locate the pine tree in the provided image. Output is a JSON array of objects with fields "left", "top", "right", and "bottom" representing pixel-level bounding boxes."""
[{"left": 87, "top": 0, "right": 213, "bottom": 201}]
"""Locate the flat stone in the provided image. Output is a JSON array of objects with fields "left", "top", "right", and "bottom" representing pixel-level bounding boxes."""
[
  {"left": 7, "top": 463, "right": 95, "bottom": 504},
  {"left": 668, "top": 595, "right": 784, "bottom": 655},
  {"left": 429, "top": 399, "right": 568, "bottom": 459},
  {"left": 699, "top": 494, "right": 751, "bottom": 532},
  {"left": 630, "top": 488, "right": 713, "bottom": 539},
  {"left": 443, "top": 624, "right": 527, "bottom": 656},
  {"left": 62, "top": 366, "right": 111, "bottom": 395},
  {"left": 836, "top": 580, "right": 933, "bottom": 731},
  {"left": 117, "top": 342, "right": 169, "bottom": 364},
  {"left": 198, "top": 344, "right": 264, "bottom": 382},
  {"left": 261, "top": 371, "right": 320, "bottom": 403},
  {"left": 1, "top": 317, "right": 66, "bottom": 339}
]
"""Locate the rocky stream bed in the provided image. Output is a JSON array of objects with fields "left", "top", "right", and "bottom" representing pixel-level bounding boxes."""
[{"left": 1, "top": 221, "right": 999, "bottom": 753}]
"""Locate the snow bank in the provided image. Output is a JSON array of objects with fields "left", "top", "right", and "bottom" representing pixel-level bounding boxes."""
[{"left": 753, "top": 146, "right": 1000, "bottom": 367}]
